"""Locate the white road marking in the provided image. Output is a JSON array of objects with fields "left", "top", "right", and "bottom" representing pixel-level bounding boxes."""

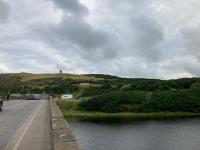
[{"left": 4, "top": 101, "right": 44, "bottom": 150}]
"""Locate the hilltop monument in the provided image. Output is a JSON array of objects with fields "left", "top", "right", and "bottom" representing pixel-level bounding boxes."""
[{"left": 59, "top": 69, "right": 63, "bottom": 74}]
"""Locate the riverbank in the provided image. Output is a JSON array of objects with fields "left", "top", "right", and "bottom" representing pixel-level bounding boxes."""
[
  {"left": 57, "top": 101, "right": 200, "bottom": 123},
  {"left": 60, "top": 110, "right": 200, "bottom": 123}
]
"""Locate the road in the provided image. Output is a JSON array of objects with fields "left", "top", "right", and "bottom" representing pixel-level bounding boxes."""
[{"left": 0, "top": 100, "right": 51, "bottom": 150}]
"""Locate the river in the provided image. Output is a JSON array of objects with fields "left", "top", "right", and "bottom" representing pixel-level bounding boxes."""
[{"left": 69, "top": 118, "right": 200, "bottom": 150}]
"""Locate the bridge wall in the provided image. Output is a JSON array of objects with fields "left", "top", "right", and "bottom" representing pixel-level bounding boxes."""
[{"left": 50, "top": 99, "right": 80, "bottom": 150}]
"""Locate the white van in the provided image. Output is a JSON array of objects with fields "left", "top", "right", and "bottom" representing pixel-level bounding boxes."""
[{"left": 61, "top": 94, "right": 73, "bottom": 100}]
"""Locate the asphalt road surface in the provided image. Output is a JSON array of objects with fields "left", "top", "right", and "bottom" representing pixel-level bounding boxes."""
[{"left": 0, "top": 100, "right": 51, "bottom": 150}]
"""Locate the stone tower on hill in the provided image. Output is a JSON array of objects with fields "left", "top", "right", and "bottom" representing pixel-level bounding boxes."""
[{"left": 59, "top": 69, "right": 63, "bottom": 74}]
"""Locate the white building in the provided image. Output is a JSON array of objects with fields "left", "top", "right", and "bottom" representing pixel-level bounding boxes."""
[{"left": 61, "top": 94, "right": 73, "bottom": 100}]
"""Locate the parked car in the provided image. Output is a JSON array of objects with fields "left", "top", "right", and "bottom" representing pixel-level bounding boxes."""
[{"left": 0, "top": 98, "right": 3, "bottom": 111}]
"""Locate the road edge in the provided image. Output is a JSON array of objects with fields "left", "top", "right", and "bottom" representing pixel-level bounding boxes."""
[
  {"left": 50, "top": 99, "right": 80, "bottom": 150},
  {"left": 49, "top": 99, "right": 54, "bottom": 150}
]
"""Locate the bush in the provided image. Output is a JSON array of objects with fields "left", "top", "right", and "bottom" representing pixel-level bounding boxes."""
[
  {"left": 44, "top": 84, "right": 78, "bottom": 94},
  {"left": 141, "top": 89, "right": 200, "bottom": 112},
  {"left": 79, "top": 91, "right": 147, "bottom": 113},
  {"left": 79, "top": 87, "right": 115, "bottom": 97}
]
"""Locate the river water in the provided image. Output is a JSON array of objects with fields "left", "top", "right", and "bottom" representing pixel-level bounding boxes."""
[{"left": 69, "top": 118, "right": 200, "bottom": 150}]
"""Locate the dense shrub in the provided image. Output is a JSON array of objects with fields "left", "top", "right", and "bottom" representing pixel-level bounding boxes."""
[
  {"left": 44, "top": 84, "right": 78, "bottom": 94},
  {"left": 141, "top": 89, "right": 200, "bottom": 112},
  {"left": 101, "top": 84, "right": 112, "bottom": 89},
  {"left": 79, "top": 91, "right": 147, "bottom": 112},
  {"left": 80, "top": 87, "right": 115, "bottom": 97},
  {"left": 80, "top": 86, "right": 200, "bottom": 113}
]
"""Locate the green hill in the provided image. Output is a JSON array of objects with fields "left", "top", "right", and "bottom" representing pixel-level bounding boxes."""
[
  {"left": 1, "top": 73, "right": 200, "bottom": 113},
  {"left": 0, "top": 73, "right": 200, "bottom": 96}
]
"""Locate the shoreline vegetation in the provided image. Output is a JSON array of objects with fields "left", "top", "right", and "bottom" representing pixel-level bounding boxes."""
[{"left": 57, "top": 101, "right": 200, "bottom": 123}]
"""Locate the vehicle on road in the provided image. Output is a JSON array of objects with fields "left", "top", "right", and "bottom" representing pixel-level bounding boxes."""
[
  {"left": 27, "top": 95, "right": 40, "bottom": 100},
  {"left": 0, "top": 98, "right": 3, "bottom": 111}
]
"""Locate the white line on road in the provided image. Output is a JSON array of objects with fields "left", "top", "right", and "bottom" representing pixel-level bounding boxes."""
[{"left": 4, "top": 101, "right": 44, "bottom": 150}]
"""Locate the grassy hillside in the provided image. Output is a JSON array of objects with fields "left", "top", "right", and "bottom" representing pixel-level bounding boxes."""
[
  {"left": 2, "top": 73, "right": 200, "bottom": 115},
  {"left": 0, "top": 73, "right": 115, "bottom": 95},
  {"left": 18, "top": 73, "right": 103, "bottom": 81},
  {"left": 0, "top": 73, "right": 200, "bottom": 95}
]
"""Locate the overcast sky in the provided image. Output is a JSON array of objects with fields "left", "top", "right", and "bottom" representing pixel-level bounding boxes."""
[{"left": 0, "top": 0, "right": 200, "bottom": 79}]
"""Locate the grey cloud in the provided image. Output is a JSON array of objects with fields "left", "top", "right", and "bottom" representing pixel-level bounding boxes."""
[
  {"left": 0, "top": 0, "right": 10, "bottom": 23},
  {"left": 31, "top": 14, "right": 114, "bottom": 62},
  {"left": 49, "top": 0, "right": 112, "bottom": 52},
  {"left": 181, "top": 26, "right": 200, "bottom": 60},
  {"left": 131, "top": 16, "right": 164, "bottom": 62},
  {"left": 183, "top": 62, "right": 200, "bottom": 76},
  {"left": 51, "top": 0, "right": 88, "bottom": 16},
  {"left": 160, "top": 57, "right": 200, "bottom": 78},
  {"left": 0, "top": 0, "right": 199, "bottom": 79},
  {"left": 0, "top": 44, "right": 59, "bottom": 73},
  {"left": 56, "top": 17, "right": 110, "bottom": 49}
]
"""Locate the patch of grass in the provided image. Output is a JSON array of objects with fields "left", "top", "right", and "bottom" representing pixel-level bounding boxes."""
[{"left": 57, "top": 100, "right": 79, "bottom": 111}]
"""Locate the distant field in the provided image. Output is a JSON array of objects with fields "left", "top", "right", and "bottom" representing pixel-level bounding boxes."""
[{"left": 15, "top": 73, "right": 103, "bottom": 81}]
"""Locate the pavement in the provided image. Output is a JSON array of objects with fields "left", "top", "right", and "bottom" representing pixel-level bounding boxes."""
[{"left": 0, "top": 100, "right": 51, "bottom": 150}]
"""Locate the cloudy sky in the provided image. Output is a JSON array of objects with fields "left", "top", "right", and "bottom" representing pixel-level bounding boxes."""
[{"left": 0, "top": 0, "right": 200, "bottom": 79}]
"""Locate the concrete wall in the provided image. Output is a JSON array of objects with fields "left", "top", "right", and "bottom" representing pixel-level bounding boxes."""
[{"left": 50, "top": 99, "right": 80, "bottom": 150}]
